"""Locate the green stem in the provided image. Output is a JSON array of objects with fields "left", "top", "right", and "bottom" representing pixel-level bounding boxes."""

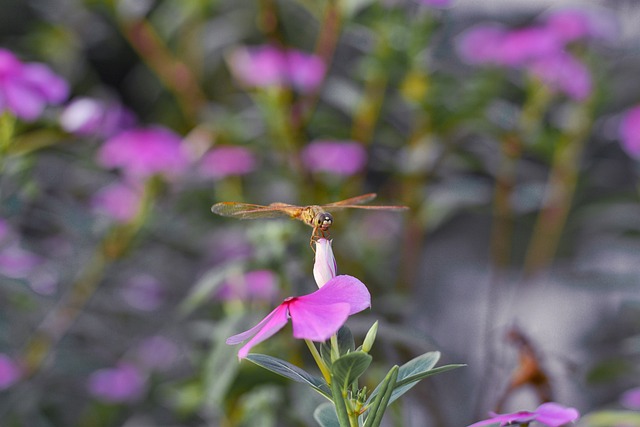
[{"left": 305, "top": 339, "right": 331, "bottom": 385}]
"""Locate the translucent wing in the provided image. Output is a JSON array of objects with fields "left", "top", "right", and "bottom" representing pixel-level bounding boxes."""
[
  {"left": 211, "top": 202, "right": 300, "bottom": 219},
  {"left": 324, "top": 204, "right": 409, "bottom": 211},
  {"left": 322, "top": 193, "right": 378, "bottom": 207}
]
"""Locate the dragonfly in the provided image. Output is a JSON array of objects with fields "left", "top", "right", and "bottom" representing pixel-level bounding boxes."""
[{"left": 211, "top": 193, "right": 408, "bottom": 245}]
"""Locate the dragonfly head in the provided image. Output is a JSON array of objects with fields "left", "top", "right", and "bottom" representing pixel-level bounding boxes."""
[{"left": 315, "top": 212, "right": 333, "bottom": 231}]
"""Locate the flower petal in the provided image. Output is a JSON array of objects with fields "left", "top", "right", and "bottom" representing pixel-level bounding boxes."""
[
  {"left": 301, "top": 274, "right": 371, "bottom": 314},
  {"left": 534, "top": 402, "right": 579, "bottom": 426},
  {"left": 313, "top": 238, "right": 337, "bottom": 288},
  {"left": 226, "top": 304, "right": 289, "bottom": 359},
  {"left": 289, "top": 299, "right": 351, "bottom": 341}
]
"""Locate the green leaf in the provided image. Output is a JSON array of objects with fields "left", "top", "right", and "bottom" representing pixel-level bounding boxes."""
[
  {"left": 320, "top": 326, "right": 355, "bottom": 365},
  {"left": 313, "top": 402, "right": 341, "bottom": 427},
  {"left": 245, "top": 353, "right": 331, "bottom": 398},
  {"left": 331, "top": 374, "right": 352, "bottom": 427},
  {"left": 364, "top": 365, "right": 398, "bottom": 427},
  {"left": 331, "top": 351, "right": 372, "bottom": 389},
  {"left": 366, "top": 352, "right": 465, "bottom": 406}
]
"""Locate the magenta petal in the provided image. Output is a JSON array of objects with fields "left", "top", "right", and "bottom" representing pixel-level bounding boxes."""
[
  {"left": 467, "top": 411, "right": 536, "bottom": 427},
  {"left": 3, "top": 80, "right": 45, "bottom": 121},
  {"left": 289, "top": 300, "right": 351, "bottom": 341},
  {"left": 534, "top": 402, "right": 579, "bottom": 426},
  {"left": 302, "top": 275, "right": 371, "bottom": 315},
  {"left": 226, "top": 304, "right": 289, "bottom": 359}
]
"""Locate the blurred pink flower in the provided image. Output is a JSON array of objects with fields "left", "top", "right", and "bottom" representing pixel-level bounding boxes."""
[
  {"left": 313, "top": 238, "right": 337, "bottom": 288},
  {"left": 87, "top": 363, "right": 146, "bottom": 403},
  {"left": 0, "top": 48, "right": 68, "bottom": 121},
  {"left": 135, "top": 336, "right": 178, "bottom": 371},
  {"left": 60, "top": 97, "right": 135, "bottom": 137},
  {"left": 529, "top": 52, "right": 592, "bottom": 101},
  {"left": 228, "top": 45, "right": 325, "bottom": 93},
  {"left": 198, "top": 146, "right": 256, "bottom": 180},
  {"left": 467, "top": 402, "right": 579, "bottom": 427},
  {"left": 284, "top": 50, "right": 326, "bottom": 93},
  {"left": 619, "top": 106, "right": 640, "bottom": 159},
  {"left": 97, "top": 127, "right": 188, "bottom": 179},
  {"left": 91, "top": 181, "right": 142, "bottom": 223},
  {"left": 495, "top": 26, "right": 563, "bottom": 67},
  {"left": 0, "top": 354, "right": 21, "bottom": 390},
  {"left": 0, "top": 245, "right": 42, "bottom": 279},
  {"left": 456, "top": 24, "right": 508, "bottom": 65},
  {"left": 544, "top": 8, "right": 618, "bottom": 43},
  {"left": 620, "top": 387, "right": 640, "bottom": 410},
  {"left": 217, "top": 269, "right": 279, "bottom": 302},
  {"left": 301, "top": 140, "right": 367, "bottom": 176},
  {"left": 227, "top": 275, "right": 371, "bottom": 358},
  {"left": 120, "top": 274, "right": 165, "bottom": 311}
]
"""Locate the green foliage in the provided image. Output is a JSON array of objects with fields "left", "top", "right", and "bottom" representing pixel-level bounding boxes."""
[{"left": 330, "top": 351, "right": 372, "bottom": 389}]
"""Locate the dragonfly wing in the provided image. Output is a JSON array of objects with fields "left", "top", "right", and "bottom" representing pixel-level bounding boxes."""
[
  {"left": 322, "top": 193, "right": 377, "bottom": 207},
  {"left": 326, "top": 204, "right": 409, "bottom": 211},
  {"left": 211, "top": 202, "right": 294, "bottom": 219}
]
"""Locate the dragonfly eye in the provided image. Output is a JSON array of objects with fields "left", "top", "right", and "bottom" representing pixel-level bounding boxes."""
[{"left": 316, "top": 213, "right": 333, "bottom": 230}]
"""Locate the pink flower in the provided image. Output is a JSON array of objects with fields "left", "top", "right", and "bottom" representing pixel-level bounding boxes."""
[
  {"left": 313, "top": 238, "right": 337, "bottom": 288},
  {"left": 619, "top": 106, "right": 640, "bottom": 159},
  {"left": 0, "top": 245, "right": 42, "bottom": 279},
  {"left": 228, "top": 45, "right": 326, "bottom": 93},
  {"left": 226, "top": 275, "right": 371, "bottom": 358},
  {"left": 284, "top": 50, "right": 326, "bottom": 93},
  {"left": 620, "top": 387, "right": 640, "bottom": 410},
  {"left": 91, "top": 181, "right": 142, "bottom": 223},
  {"left": 60, "top": 97, "right": 135, "bottom": 137},
  {"left": 301, "top": 140, "right": 367, "bottom": 176},
  {"left": 0, "top": 354, "right": 21, "bottom": 390},
  {"left": 528, "top": 52, "right": 592, "bottom": 101},
  {"left": 97, "top": 127, "right": 188, "bottom": 179},
  {"left": 468, "top": 402, "right": 579, "bottom": 427},
  {"left": 216, "top": 269, "right": 279, "bottom": 302},
  {"left": 87, "top": 363, "right": 146, "bottom": 403},
  {"left": 456, "top": 24, "right": 508, "bottom": 65},
  {"left": 120, "top": 274, "right": 165, "bottom": 311},
  {"left": 135, "top": 336, "right": 178, "bottom": 371},
  {"left": 495, "top": 26, "right": 563, "bottom": 67},
  {"left": 544, "top": 8, "right": 618, "bottom": 43},
  {"left": 0, "top": 49, "right": 68, "bottom": 121},
  {"left": 198, "top": 146, "right": 256, "bottom": 180}
]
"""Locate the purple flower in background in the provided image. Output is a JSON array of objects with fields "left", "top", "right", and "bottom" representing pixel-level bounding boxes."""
[
  {"left": 228, "top": 45, "right": 287, "bottom": 88},
  {"left": 91, "top": 181, "right": 142, "bottom": 223},
  {"left": 456, "top": 24, "right": 508, "bottom": 65},
  {"left": 228, "top": 45, "right": 325, "bottom": 92},
  {"left": 495, "top": 26, "right": 563, "bottom": 67},
  {"left": 284, "top": 50, "right": 326, "bottom": 93},
  {"left": 97, "top": 127, "right": 188, "bottom": 179},
  {"left": 120, "top": 274, "right": 165, "bottom": 311},
  {"left": 619, "top": 106, "right": 640, "bottom": 159},
  {"left": 301, "top": 140, "right": 367, "bottom": 176},
  {"left": 198, "top": 146, "right": 256, "bottom": 180},
  {"left": 217, "top": 269, "right": 279, "bottom": 302},
  {"left": 60, "top": 97, "right": 135, "bottom": 138},
  {"left": 136, "top": 336, "right": 178, "bottom": 371},
  {"left": 544, "top": 8, "right": 618, "bottom": 43},
  {"left": 313, "top": 238, "right": 337, "bottom": 288},
  {"left": 0, "top": 48, "right": 68, "bottom": 121},
  {"left": 87, "top": 363, "right": 146, "bottom": 403},
  {"left": 529, "top": 52, "right": 592, "bottom": 101},
  {"left": 467, "top": 402, "right": 579, "bottom": 427},
  {"left": 620, "top": 387, "right": 640, "bottom": 410},
  {"left": 227, "top": 275, "right": 371, "bottom": 358},
  {"left": 0, "top": 245, "right": 42, "bottom": 279},
  {"left": 0, "top": 354, "right": 21, "bottom": 390}
]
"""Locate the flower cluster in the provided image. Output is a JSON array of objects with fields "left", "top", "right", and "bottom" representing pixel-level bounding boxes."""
[
  {"left": 0, "top": 48, "right": 68, "bottom": 121},
  {"left": 227, "top": 45, "right": 326, "bottom": 93},
  {"left": 456, "top": 8, "right": 617, "bottom": 100}
]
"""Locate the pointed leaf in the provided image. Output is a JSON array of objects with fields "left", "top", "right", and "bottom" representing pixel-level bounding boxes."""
[
  {"left": 330, "top": 373, "right": 352, "bottom": 427},
  {"left": 389, "top": 364, "right": 465, "bottom": 404},
  {"left": 364, "top": 365, "right": 398, "bottom": 427},
  {"left": 331, "top": 351, "right": 372, "bottom": 389},
  {"left": 320, "top": 326, "right": 355, "bottom": 365},
  {"left": 245, "top": 353, "right": 331, "bottom": 398},
  {"left": 314, "top": 402, "right": 341, "bottom": 427}
]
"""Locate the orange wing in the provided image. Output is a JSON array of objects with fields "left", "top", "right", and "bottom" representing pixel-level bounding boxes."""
[
  {"left": 211, "top": 202, "right": 300, "bottom": 219},
  {"left": 321, "top": 193, "right": 408, "bottom": 211}
]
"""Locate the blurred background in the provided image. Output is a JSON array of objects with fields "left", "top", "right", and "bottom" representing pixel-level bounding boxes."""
[{"left": 1, "top": 0, "right": 640, "bottom": 426}]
